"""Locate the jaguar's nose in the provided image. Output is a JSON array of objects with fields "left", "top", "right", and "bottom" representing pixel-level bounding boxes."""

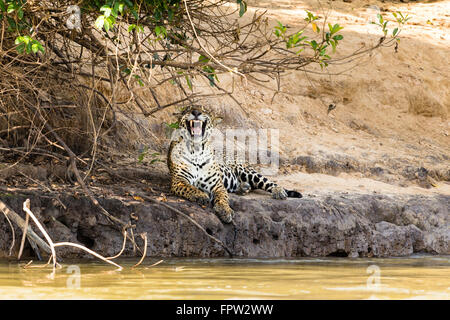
[{"left": 191, "top": 109, "right": 202, "bottom": 118}]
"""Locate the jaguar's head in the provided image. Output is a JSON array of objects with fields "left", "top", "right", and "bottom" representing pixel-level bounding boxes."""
[{"left": 178, "top": 105, "right": 218, "bottom": 143}]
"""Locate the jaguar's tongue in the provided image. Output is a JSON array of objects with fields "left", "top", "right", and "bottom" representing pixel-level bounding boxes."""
[{"left": 191, "top": 120, "right": 203, "bottom": 137}]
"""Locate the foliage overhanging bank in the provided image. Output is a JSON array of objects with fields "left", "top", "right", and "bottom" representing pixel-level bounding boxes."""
[{"left": 0, "top": 0, "right": 409, "bottom": 163}]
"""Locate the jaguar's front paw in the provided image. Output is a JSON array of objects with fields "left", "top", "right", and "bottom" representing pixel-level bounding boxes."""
[
  {"left": 191, "top": 192, "right": 210, "bottom": 206},
  {"left": 213, "top": 202, "right": 234, "bottom": 223},
  {"left": 271, "top": 186, "right": 288, "bottom": 200}
]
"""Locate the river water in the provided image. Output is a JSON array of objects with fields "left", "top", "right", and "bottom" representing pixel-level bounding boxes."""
[{"left": 0, "top": 255, "right": 448, "bottom": 299}]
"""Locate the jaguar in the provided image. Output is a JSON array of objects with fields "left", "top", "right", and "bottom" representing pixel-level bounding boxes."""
[{"left": 167, "top": 105, "right": 302, "bottom": 223}]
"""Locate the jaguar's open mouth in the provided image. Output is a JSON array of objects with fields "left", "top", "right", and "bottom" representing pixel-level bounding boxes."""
[{"left": 186, "top": 119, "right": 206, "bottom": 138}]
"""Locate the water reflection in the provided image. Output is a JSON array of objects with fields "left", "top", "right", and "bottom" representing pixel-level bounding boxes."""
[{"left": 0, "top": 255, "right": 448, "bottom": 299}]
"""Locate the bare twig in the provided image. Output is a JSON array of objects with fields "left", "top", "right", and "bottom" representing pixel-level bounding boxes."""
[
  {"left": 0, "top": 200, "right": 52, "bottom": 255},
  {"left": 22, "top": 199, "right": 123, "bottom": 271},
  {"left": 106, "top": 229, "right": 127, "bottom": 260},
  {"left": 23, "top": 199, "right": 57, "bottom": 272},
  {"left": 17, "top": 209, "right": 29, "bottom": 260},
  {"left": 1, "top": 205, "right": 15, "bottom": 256},
  {"left": 132, "top": 232, "right": 148, "bottom": 268},
  {"left": 147, "top": 259, "right": 164, "bottom": 268},
  {"left": 53, "top": 242, "right": 123, "bottom": 270}
]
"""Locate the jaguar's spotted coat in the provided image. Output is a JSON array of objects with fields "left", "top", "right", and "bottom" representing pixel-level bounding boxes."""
[{"left": 167, "top": 106, "right": 302, "bottom": 223}]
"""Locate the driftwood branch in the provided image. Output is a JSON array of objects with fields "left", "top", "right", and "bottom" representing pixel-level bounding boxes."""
[
  {"left": 22, "top": 199, "right": 123, "bottom": 271},
  {"left": 17, "top": 209, "right": 29, "bottom": 260},
  {"left": 0, "top": 200, "right": 52, "bottom": 255},
  {"left": 132, "top": 232, "right": 148, "bottom": 268},
  {"left": 23, "top": 199, "right": 57, "bottom": 272}
]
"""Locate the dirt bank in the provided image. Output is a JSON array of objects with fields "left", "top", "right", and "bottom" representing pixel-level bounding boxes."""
[{"left": 0, "top": 167, "right": 448, "bottom": 259}]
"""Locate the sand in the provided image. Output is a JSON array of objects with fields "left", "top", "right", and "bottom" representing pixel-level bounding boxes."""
[
  {"left": 126, "top": 1, "right": 449, "bottom": 196},
  {"left": 214, "top": 0, "right": 450, "bottom": 195}
]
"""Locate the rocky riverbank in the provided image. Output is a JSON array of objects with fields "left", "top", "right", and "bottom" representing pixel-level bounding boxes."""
[{"left": 1, "top": 182, "right": 448, "bottom": 260}]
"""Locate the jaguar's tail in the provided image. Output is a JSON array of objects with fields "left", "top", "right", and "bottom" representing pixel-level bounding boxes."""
[{"left": 286, "top": 190, "right": 302, "bottom": 198}]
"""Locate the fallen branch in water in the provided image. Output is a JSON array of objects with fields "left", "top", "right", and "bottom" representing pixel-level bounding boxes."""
[
  {"left": 147, "top": 259, "right": 164, "bottom": 268},
  {"left": 106, "top": 229, "right": 128, "bottom": 260},
  {"left": 1, "top": 204, "right": 15, "bottom": 256},
  {"left": 0, "top": 199, "right": 51, "bottom": 256},
  {"left": 23, "top": 199, "right": 58, "bottom": 273},
  {"left": 53, "top": 242, "right": 122, "bottom": 270},
  {"left": 22, "top": 255, "right": 55, "bottom": 269},
  {"left": 138, "top": 194, "right": 234, "bottom": 257},
  {"left": 22, "top": 199, "right": 123, "bottom": 271},
  {"left": 132, "top": 232, "right": 148, "bottom": 268},
  {"left": 17, "top": 209, "right": 30, "bottom": 260}
]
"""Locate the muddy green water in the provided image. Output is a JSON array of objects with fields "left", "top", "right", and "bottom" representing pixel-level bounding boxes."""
[{"left": 0, "top": 255, "right": 448, "bottom": 299}]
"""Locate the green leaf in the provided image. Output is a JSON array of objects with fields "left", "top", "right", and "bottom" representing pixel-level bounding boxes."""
[
  {"left": 237, "top": 0, "right": 247, "bottom": 17},
  {"left": 333, "top": 34, "right": 343, "bottom": 41},
  {"left": 31, "top": 43, "right": 39, "bottom": 53},
  {"left": 168, "top": 8, "right": 174, "bottom": 21},
  {"left": 26, "top": 41, "right": 32, "bottom": 54},
  {"left": 6, "top": 16, "right": 16, "bottom": 30},
  {"left": 100, "top": 5, "right": 112, "bottom": 18},
  {"left": 0, "top": 1, "right": 6, "bottom": 12},
  {"left": 37, "top": 42, "right": 45, "bottom": 53},
  {"left": 107, "top": 15, "right": 116, "bottom": 25},
  {"left": 138, "top": 152, "right": 146, "bottom": 163},
  {"left": 203, "top": 66, "right": 216, "bottom": 87},
  {"left": 7, "top": 3, "right": 15, "bottom": 13},
  {"left": 155, "top": 25, "right": 167, "bottom": 38},
  {"left": 95, "top": 15, "right": 105, "bottom": 30},
  {"left": 309, "top": 40, "right": 318, "bottom": 50},
  {"left": 305, "top": 11, "right": 319, "bottom": 22},
  {"left": 17, "top": 8, "right": 23, "bottom": 19},
  {"left": 14, "top": 36, "right": 23, "bottom": 45},
  {"left": 332, "top": 24, "right": 343, "bottom": 33},
  {"left": 130, "top": 8, "right": 138, "bottom": 20},
  {"left": 103, "top": 16, "right": 115, "bottom": 32},
  {"left": 393, "top": 27, "right": 399, "bottom": 37},
  {"left": 112, "top": 2, "right": 120, "bottom": 17},
  {"left": 185, "top": 75, "right": 192, "bottom": 90},
  {"left": 165, "top": 121, "right": 180, "bottom": 129},
  {"left": 153, "top": 9, "right": 161, "bottom": 21},
  {"left": 134, "top": 74, "right": 144, "bottom": 86},
  {"left": 16, "top": 42, "right": 25, "bottom": 54},
  {"left": 198, "top": 54, "right": 210, "bottom": 64}
]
